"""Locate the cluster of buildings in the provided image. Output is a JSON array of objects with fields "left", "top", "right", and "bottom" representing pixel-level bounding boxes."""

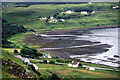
[
  {"left": 66, "top": 10, "right": 89, "bottom": 15},
  {"left": 39, "top": 16, "right": 65, "bottom": 23},
  {"left": 15, "top": 55, "right": 38, "bottom": 70},
  {"left": 112, "top": 6, "right": 119, "bottom": 9}
]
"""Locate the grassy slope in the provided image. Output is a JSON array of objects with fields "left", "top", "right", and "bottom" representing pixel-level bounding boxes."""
[
  {"left": 2, "top": 51, "right": 41, "bottom": 78},
  {"left": 31, "top": 61, "right": 119, "bottom": 78},
  {"left": 4, "top": 3, "right": 118, "bottom": 48},
  {"left": 2, "top": 2, "right": 119, "bottom": 79},
  {"left": 2, "top": 3, "right": 118, "bottom": 33}
]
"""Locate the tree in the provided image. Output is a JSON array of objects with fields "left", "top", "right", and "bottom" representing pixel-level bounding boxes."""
[
  {"left": 43, "top": 60, "right": 47, "bottom": 63},
  {"left": 49, "top": 61, "right": 55, "bottom": 64},
  {"left": 21, "top": 47, "right": 34, "bottom": 55},
  {"left": 50, "top": 74, "right": 61, "bottom": 80},
  {"left": 78, "top": 63, "right": 82, "bottom": 67},
  {"left": 14, "top": 50, "right": 18, "bottom": 53}
]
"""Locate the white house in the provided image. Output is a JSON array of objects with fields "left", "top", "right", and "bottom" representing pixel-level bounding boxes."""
[
  {"left": 32, "top": 64, "right": 38, "bottom": 70},
  {"left": 88, "top": 2, "right": 92, "bottom": 4},
  {"left": 43, "top": 54, "right": 52, "bottom": 58},
  {"left": 86, "top": 67, "right": 95, "bottom": 71},
  {"left": 32, "top": 32, "right": 35, "bottom": 34},
  {"left": 48, "top": 19, "right": 57, "bottom": 23},
  {"left": 81, "top": 11, "right": 88, "bottom": 14},
  {"left": 113, "top": 6, "right": 119, "bottom": 9},
  {"left": 59, "top": 19, "right": 65, "bottom": 22},
  {"left": 66, "top": 10, "right": 73, "bottom": 14},
  {"left": 20, "top": 58, "right": 30, "bottom": 63},
  {"left": 113, "top": 7, "right": 116, "bottom": 9},
  {"left": 50, "top": 16, "right": 54, "bottom": 19},
  {"left": 68, "top": 61, "right": 79, "bottom": 68}
]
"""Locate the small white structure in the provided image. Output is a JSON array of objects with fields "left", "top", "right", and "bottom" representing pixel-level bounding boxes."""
[
  {"left": 113, "top": 7, "right": 116, "bottom": 9},
  {"left": 50, "top": 16, "right": 54, "bottom": 19},
  {"left": 43, "top": 54, "right": 52, "bottom": 58},
  {"left": 40, "top": 17, "right": 47, "bottom": 20},
  {"left": 35, "top": 33, "right": 40, "bottom": 36},
  {"left": 66, "top": 10, "right": 73, "bottom": 14},
  {"left": 59, "top": 19, "right": 65, "bottom": 22},
  {"left": 48, "top": 19, "right": 57, "bottom": 23},
  {"left": 68, "top": 61, "right": 79, "bottom": 68},
  {"left": 21, "top": 58, "right": 30, "bottom": 63},
  {"left": 89, "top": 67, "right": 95, "bottom": 71},
  {"left": 91, "top": 11, "right": 96, "bottom": 14},
  {"left": 27, "top": 62, "right": 33, "bottom": 66},
  {"left": 47, "top": 60, "right": 50, "bottom": 63},
  {"left": 32, "top": 32, "right": 35, "bottom": 34},
  {"left": 32, "top": 64, "right": 38, "bottom": 70},
  {"left": 88, "top": 2, "right": 92, "bottom": 4},
  {"left": 113, "top": 6, "right": 119, "bottom": 9},
  {"left": 15, "top": 55, "right": 22, "bottom": 58},
  {"left": 81, "top": 11, "right": 88, "bottom": 14}
]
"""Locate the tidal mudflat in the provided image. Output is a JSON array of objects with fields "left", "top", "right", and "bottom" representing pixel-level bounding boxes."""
[{"left": 23, "top": 27, "right": 119, "bottom": 67}]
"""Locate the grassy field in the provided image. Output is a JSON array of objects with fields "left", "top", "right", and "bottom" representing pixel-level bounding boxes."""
[
  {"left": 2, "top": 2, "right": 120, "bottom": 79},
  {"left": 2, "top": 49, "right": 120, "bottom": 79},
  {"left": 2, "top": 2, "right": 118, "bottom": 33},
  {"left": 32, "top": 62, "right": 119, "bottom": 78}
]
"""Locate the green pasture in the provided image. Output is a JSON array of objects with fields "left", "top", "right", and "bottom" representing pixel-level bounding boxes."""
[{"left": 35, "top": 63, "right": 119, "bottom": 78}]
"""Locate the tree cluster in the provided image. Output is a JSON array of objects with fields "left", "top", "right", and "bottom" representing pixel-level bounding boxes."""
[{"left": 20, "top": 46, "right": 43, "bottom": 58}]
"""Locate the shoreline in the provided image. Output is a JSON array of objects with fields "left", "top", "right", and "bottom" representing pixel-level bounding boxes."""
[
  {"left": 38, "top": 26, "right": 119, "bottom": 68},
  {"left": 44, "top": 25, "right": 119, "bottom": 35}
]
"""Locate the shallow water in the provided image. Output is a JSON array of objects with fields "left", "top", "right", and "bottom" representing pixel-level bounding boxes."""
[
  {"left": 70, "top": 28, "right": 119, "bottom": 67},
  {"left": 35, "top": 28, "right": 119, "bottom": 67}
]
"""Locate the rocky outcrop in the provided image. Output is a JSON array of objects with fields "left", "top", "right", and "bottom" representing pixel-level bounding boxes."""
[{"left": 2, "top": 59, "right": 33, "bottom": 79}]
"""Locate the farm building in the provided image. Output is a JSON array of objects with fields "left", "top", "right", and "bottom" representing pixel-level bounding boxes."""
[
  {"left": 32, "top": 32, "right": 35, "bottom": 34},
  {"left": 20, "top": 58, "right": 30, "bottom": 63},
  {"left": 32, "top": 64, "right": 38, "bottom": 70},
  {"left": 66, "top": 10, "right": 74, "bottom": 14},
  {"left": 81, "top": 11, "right": 88, "bottom": 14},
  {"left": 43, "top": 54, "right": 52, "bottom": 58},
  {"left": 50, "top": 16, "right": 54, "bottom": 19},
  {"left": 59, "top": 19, "right": 65, "bottom": 22},
  {"left": 113, "top": 6, "right": 119, "bottom": 9},
  {"left": 48, "top": 19, "right": 57, "bottom": 23},
  {"left": 68, "top": 61, "right": 79, "bottom": 67},
  {"left": 86, "top": 67, "right": 95, "bottom": 71}
]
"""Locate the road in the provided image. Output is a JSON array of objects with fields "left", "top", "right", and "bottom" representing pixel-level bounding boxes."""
[{"left": 28, "top": 57, "right": 120, "bottom": 71}]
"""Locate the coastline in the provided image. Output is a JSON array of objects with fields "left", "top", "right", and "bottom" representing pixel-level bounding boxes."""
[
  {"left": 38, "top": 25, "right": 119, "bottom": 67},
  {"left": 44, "top": 25, "right": 119, "bottom": 35}
]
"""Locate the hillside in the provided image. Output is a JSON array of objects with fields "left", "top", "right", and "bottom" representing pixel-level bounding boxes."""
[
  {"left": 2, "top": 2, "right": 119, "bottom": 33},
  {"left": 1, "top": 2, "right": 120, "bottom": 79}
]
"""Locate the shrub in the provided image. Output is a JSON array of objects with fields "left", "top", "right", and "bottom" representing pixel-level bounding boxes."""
[
  {"left": 49, "top": 61, "right": 55, "bottom": 64},
  {"left": 49, "top": 74, "right": 61, "bottom": 80},
  {"left": 78, "top": 64, "right": 82, "bottom": 67},
  {"left": 14, "top": 50, "right": 18, "bottom": 53},
  {"left": 21, "top": 47, "right": 34, "bottom": 55},
  {"left": 43, "top": 60, "right": 47, "bottom": 63},
  {"left": 56, "top": 59, "right": 65, "bottom": 63}
]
